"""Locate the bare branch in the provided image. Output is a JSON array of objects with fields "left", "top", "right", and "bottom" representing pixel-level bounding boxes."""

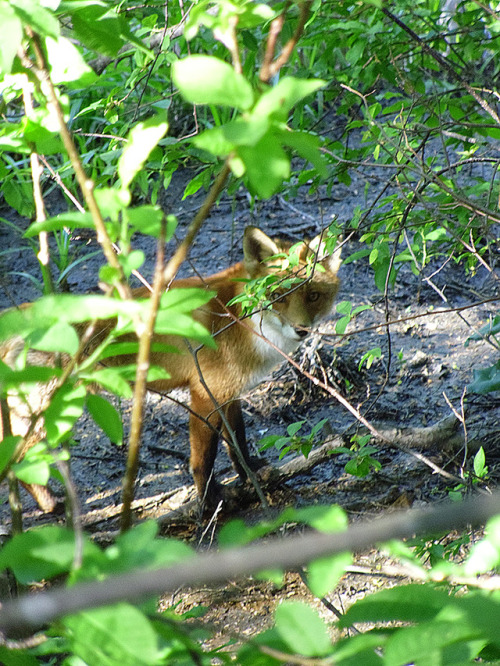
[{"left": 260, "top": 1, "right": 311, "bottom": 83}]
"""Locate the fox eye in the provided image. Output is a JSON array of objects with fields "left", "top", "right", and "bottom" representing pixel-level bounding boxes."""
[{"left": 308, "top": 291, "right": 320, "bottom": 303}]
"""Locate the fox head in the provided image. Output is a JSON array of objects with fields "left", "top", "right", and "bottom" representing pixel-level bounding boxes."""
[{"left": 242, "top": 226, "right": 341, "bottom": 355}]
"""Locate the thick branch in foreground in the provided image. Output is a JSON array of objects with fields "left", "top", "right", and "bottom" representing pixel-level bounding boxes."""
[{"left": 1, "top": 491, "right": 499, "bottom": 635}]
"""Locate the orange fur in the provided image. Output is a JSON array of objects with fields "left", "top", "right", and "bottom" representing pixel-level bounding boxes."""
[{"left": 2, "top": 226, "right": 341, "bottom": 508}]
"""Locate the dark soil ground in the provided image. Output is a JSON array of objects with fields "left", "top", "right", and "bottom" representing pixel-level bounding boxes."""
[{"left": 1, "top": 161, "right": 499, "bottom": 649}]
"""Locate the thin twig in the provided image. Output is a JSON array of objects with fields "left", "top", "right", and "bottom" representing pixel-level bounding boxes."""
[
  {"left": 21, "top": 77, "right": 53, "bottom": 294},
  {"left": 55, "top": 452, "right": 84, "bottom": 570},
  {"left": 163, "top": 162, "right": 231, "bottom": 284},
  {"left": 260, "top": 1, "right": 311, "bottom": 83},
  {"left": 317, "top": 296, "right": 500, "bottom": 339}
]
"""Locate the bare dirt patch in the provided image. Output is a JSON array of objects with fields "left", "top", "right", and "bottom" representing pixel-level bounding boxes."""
[{"left": 1, "top": 164, "right": 499, "bottom": 646}]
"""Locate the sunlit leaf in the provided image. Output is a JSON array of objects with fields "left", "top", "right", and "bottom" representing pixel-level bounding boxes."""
[
  {"left": 46, "top": 35, "right": 96, "bottom": 86},
  {"left": 28, "top": 322, "right": 79, "bottom": 355},
  {"left": 87, "top": 394, "right": 123, "bottom": 445},
  {"left": 0, "top": 4, "right": 23, "bottom": 75},
  {"left": 118, "top": 114, "right": 169, "bottom": 191},
  {"left": 275, "top": 601, "right": 331, "bottom": 657},
  {"left": 0, "top": 526, "right": 92, "bottom": 583},
  {"left": 44, "top": 383, "right": 86, "bottom": 445},
  {"left": 64, "top": 603, "right": 163, "bottom": 666},
  {"left": 172, "top": 55, "right": 254, "bottom": 110}
]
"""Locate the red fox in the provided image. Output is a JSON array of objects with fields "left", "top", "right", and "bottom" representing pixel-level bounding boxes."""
[{"left": 1, "top": 226, "right": 341, "bottom": 508}]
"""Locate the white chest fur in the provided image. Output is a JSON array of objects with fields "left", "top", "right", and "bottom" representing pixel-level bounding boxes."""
[{"left": 244, "top": 311, "right": 302, "bottom": 390}]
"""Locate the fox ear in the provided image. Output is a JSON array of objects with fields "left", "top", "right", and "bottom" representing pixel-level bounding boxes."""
[
  {"left": 309, "top": 233, "right": 342, "bottom": 275},
  {"left": 243, "top": 226, "right": 281, "bottom": 276}
]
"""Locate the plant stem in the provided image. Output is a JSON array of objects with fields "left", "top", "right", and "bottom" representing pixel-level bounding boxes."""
[
  {"left": 120, "top": 221, "right": 167, "bottom": 532},
  {"left": 24, "top": 29, "right": 132, "bottom": 301}
]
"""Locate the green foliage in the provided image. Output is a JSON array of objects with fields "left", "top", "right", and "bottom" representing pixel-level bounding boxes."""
[
  {"left": 448, "top": 446, "right": 489, "bottom": 502},
  {"left": 274, "top": 601, "right": 332, "bottom": 657},
  {"left": 335, "top": 300, "right": 372, "bottom": 335},
  {"left": 466, "top": 314, "right": 500, "bottom": 394},
  {"left": 331, "top": 433, "right": 382, "bottom": 478},
  {"left": 358, "top": 346, "right": 382, "bottom": 371},
  {"left": 258, "top": 418, "right": 329, "bottom": 459}
]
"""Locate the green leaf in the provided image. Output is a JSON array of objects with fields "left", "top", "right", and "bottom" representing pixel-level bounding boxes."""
[
  {"left": 81, "top": 368, "right": 133, "bottom": 399},
  {"left": 0, "top": 132, "right": 30, "bottom": 154},
  {"left": 102, "top": 521, "right": 194, "bottom": 575},
  {"left": 24, "top": 212, "right": 95, "bottom": 237},
  {"left": 308, "top": 552, "right": 352, "bottom": 598},
  {"left": 0, "top": 295, "right": 145, "bottom": 342},
  {"left": 385, "top": 619, "right": 484, "bottom": 666},
  {"left": 153, "top": 312, "right": 216, "bottom": 348},
  {"left": 286, "top": 420, "right": 305, "bottom": 437},
  {"left": 293, "top": 504, "right": 348, "bottom": 533},
  {"left": 118, "top": 114, "right": 169, "bottom": 192},
  {"left": 222, "top": 116, "right": 270, "bottom": 146},
  {"left": 98, "top": 341, "right": 179, "bottom": 361},
  {"left": 64, "top": 603, "right": 163, "bottom": 666},
  {"left": 0, "top": 526, "right": 90, "bottom": 583},
  {"left": 46, "top": 35, "right": 96, "bottom": 86},
  {"left": 0, "top": 644, "right": 39, "bottom": 665},
  {"left": 219, "top": 508, "right": 299, "bottom": 547},
  {"left": 473, "top": 446, "right": 486, "bottom": 477},
  {"left": 172, "top": 55, "right": 254, "bottom": 110},
  {"left": 110, "top": 364, "right": 171, "bottom": 384},
  {"left": 0, "top": 436, "right": 21, "bottom": 476},
  {"left": 28, "top": 322, "right": 79, "bottom": 355},
  {"left": 11, "top": 0, "right": 60, "bottom": 39},
  {"left": 278, "top": 130, "right": 327, "bottom": 178},
  {"left": 86, "top": 394, "right": 123, "bottom": 445},
  {"left": 465, "top": 515, "right": 500, "bottom": 575},
  {"left": 339, "top": 584, "right": 449, "bottom": 626},
  {"left": 275, "top": 601, "right": 331, "bottom": 657},
  {"left": 466, "top": 314, "right": 500, "bottom": 344},
  {"left": 0, "top": 4, "right": 23, "bottom": 75},
  {"left": 12, "top": 449, "right": 51, "bottom": 486},
  {"left": 94, "top": 187, "right": 130, "bottom": 221},
  {"left": 160, "top": 287, "right": 215, "bottom": 313},
  {"left": 44, "top": 383, "right": 86, "bottom": 446},
  {"left": 330, "top": 632, "right": 386, "bottom": 664},
  {"left": 22, "top": 117, "right": 63, "bottom": 155},
  {"left": 71, "top": 3, "right": 127, "bottom": 57},
  {"left": 238, "top": 131, "right": 290, "bottom": 197},
  {"left": 182, "top": 169, "right": 210, "bottom": 199},
  {"left": 236, "top": 2, "right": 275, "bottom": 27},
  {"left": 192, "top": 126, "right": 235, "bottom": 156},
  {"left": 0, "top": 362, "right": 61, "bottom": 387},
  {"left": 254, "top": 77, "right": 325, "bottom": 121},
  {"left": 469, "top": 360, "right": 500, "bottom": 394},
  {"left": 127, "top": 208, "right": 177, "bottom": 239}
]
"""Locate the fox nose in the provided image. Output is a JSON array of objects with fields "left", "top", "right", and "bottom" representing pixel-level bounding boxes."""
[{"left": 295, "top": 327, "right": 309, "bottom": 339}]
